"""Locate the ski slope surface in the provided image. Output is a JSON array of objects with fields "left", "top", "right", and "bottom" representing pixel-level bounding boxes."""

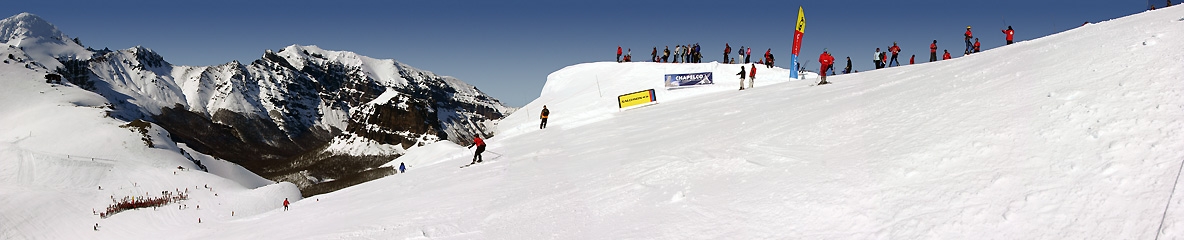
[{"left": 5, "top": 6, "right": 1184, "bottom": 240}]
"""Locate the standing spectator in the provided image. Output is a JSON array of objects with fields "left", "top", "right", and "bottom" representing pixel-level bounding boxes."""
[
  {"left": 745, "top": 47, "right": 752, "bottom": 63},
  {"left": 873, "top": 48, "right": 883, "bottom": 69},
  {"left": 1001, "top": 26, "right": 1015, "bottom": 45},
  {"left": 818, "top": 50, "right": 835, "bottom": 85},
  {"left": 662, "top": 46, "right": 670, "bottom": 63},
  {"left": 909, "top": 55, "right": 915, "bottom": 65},
  {"left": 735, "top": 47, "right": 743, "bottom": 64},
  {"left": 651, "top": 47, "right": 658, "bottom": 62},
  {"left": 964, "top": 26, "right": 974, "bottom": 55},
  {"left": 843, "top": 56, "right": 852, "bottom": 74},
  {"left": 617, "top": 46, "right": 622, "bottom": 62},
  {"left": 724, "top": 43, "right": 732, "bottom": 63},
  {"left": 766, "top": 52, "right": 775, "bottom": 68},
  {"left": 283, "top": 198, "right": 289, "bottom": 211},
  {"left": 540, "top": 105, "right": 550, "bottom": 129},
  {"left": 748, "top": 63, "right": 757, "bottom": 89},
  {"left": 399, "top": 162, "right": 406, "bottom": 173},
  {"left": 736, "top": 66, "right": 747, "bottom": 90},
  {"left": 943, "top": 50, "right": 952, "bottom": 60},
  {"left": 674, "top": 45, "right": 682, "bottom": 63},
  {"left": 930, "top": 40, "right": 938, "bottom": 62},
  {"left": 888, "top": 42, "right": 902, "bottom": 67},
  {"left": 468, "top": 136, "right": 486, "bottom": 164}
]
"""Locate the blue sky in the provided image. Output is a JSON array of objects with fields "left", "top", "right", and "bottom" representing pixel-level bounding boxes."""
[{"left": 4, "top": 0, "right": 1152, "bottom": 107}]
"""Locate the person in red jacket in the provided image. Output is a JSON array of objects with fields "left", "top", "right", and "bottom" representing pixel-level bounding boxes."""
[
  {"left": 888, "top": 42, "right": 902, "bottom": 67},
  {"left": 1001, "top": 26, "right": 1015, "bottom": 45},
  {"left": 617, "top": 46, "right": 622, "bottom": 62},
  {"left": 964, "top": 26, "right": 974, "bottom": 55},
  {"left": 469, "top": 136, "right": 486, "bottom": 164},
  {"left": 973, "top": 38, "right": 981, "bottom": 53},
  {"left": 942, "top": 50, "right": 952, "bottom": 60},
  {"left": 929, "top": 40, "right": 938, "bottom": 62},
  {"left": 818, "top": 50, "right": 835, "bottom": 85},
  {"left": 723, "top": 43, "right": 732, "bottom": 63},
  {"left": 909, "top": 55, "right": 915, "bottom": 65},
  {"left": 748, "top": 64, "right": 756, "bottom": 89},
  {"left": 283, "top": 198, "right": 289, "bottom": 211}
]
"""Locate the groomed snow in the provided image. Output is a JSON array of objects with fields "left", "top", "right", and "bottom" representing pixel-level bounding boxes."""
[{"left": 3, "top": 6, "right": 1184, "bottom": 240}]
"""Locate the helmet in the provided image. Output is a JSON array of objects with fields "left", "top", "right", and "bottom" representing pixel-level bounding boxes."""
[{"left": 967, "top": 26, "right": 972, "bottom": 29}]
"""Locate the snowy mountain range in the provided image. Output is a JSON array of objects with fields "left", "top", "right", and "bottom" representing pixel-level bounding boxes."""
[{"left": 0, "top": 12, "right": 515, "bottom": 195}]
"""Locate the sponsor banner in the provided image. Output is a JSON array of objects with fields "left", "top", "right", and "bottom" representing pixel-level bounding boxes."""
[
  {"left": 664, "top": 72, "right": 714, "bottom": 88},
  {"left": 618, "top": 89, "right": 657, "bottom": 109}
]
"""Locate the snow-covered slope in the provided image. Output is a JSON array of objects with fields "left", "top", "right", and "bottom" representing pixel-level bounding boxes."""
[{"left": 5, "top": 6, "right": 1184, "bottom": 240}]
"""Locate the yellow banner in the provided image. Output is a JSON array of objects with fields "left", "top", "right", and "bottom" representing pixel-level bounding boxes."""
[
  {"left": 618, "top": 89, "right": 656, "bottom": 109},
  {"left": 795, "top": 6, "right": 806, "bottom": 33}
]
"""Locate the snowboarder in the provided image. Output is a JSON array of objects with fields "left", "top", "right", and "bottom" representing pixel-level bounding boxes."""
[
  {"left": 398, "top": 162, "right": 406, "bottom": 173},
  {"left": 942, "top": 50, "right": 952, "bottom": 60},
  {"left": 818, "top": 50, "right": 835, "bottom": 85},
  {"left": 540, "top": 105, "right": 550, "bottom": 129},
  {"left": 724, "top": 43, "right": 732, "bottom": 64},
  {"left": 748, "top": 64, "right": 756, "bottom": 89},
  {"left": 1001, "top": 26, "right": 1015, "bottom": 45},
  {"left": 930, "top": 40, "right": 938, "bottom": 62},
  {"left": 973, "top": 38, "right": 981, "bottom": 53},
  {"left": 964, "top": 26, "right": 974, "bottom": 55},
  {"left": 616, "top": 46, "right": 622, "bottom": 62},
  {"left": 736, "top": 66, "right": 747, "bottom": 90},
  {"left": 468, "top": 136, "right": 486, "bottom": 164},
  {"left": 283, "top": 198, "right": 289, "bottom": 211},
  {"left": 888, "top": 42, "right": 901, "bottom": 67},
  {"left": 843, "top": 57, "right": 852, "bottom": 74},
  {"left": 873, "top": 48, "right": 883, "bottom": 69}
]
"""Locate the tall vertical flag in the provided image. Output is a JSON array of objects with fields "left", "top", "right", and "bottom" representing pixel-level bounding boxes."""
[{"left": 790, "top": 6, "right": 806, "bottom": 79}]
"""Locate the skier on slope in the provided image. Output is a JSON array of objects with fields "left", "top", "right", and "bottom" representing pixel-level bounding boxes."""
[
  {"left": 399, "top": 162, "right": 406, "bottom": 173},
  {"left": 964, "top": 26, "right": 974, "bottom": 55},
  {"left": 540, "top": 105, "right": 550, "bottom": 129},
  {"left": 283, "top": 198, "right": 289, "bottom": 211},
  {"left": 818, "top": 50, "right": 835, "bottom": 85},
  {"left": 748, "top": 63, "right": 757, "bottom": 89},
  {"left": 736, "top": 66, "right": 747, "bottom": 90},
  {"left": 930, "top": 40, "right": 938, "bottom": 62},
  {"left": 1001, "top": 26, "right": 1015, "bottom": 45},
  {"left": 888, "top": 42, "right": 902, "bottom": 67},
  {"left": 617, "top": 46, "right": 622, "bottom": 62},
  {"left": 468, "top": 136, "right": 487, "bottom": 164}
]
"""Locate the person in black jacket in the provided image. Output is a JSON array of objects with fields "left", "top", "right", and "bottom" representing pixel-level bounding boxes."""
[
  {"left": 843, "top": 57, "right": 852, "bottom": 74},
  {"left": 540, "top": 105, "right": 550, "bottom": 129}
]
